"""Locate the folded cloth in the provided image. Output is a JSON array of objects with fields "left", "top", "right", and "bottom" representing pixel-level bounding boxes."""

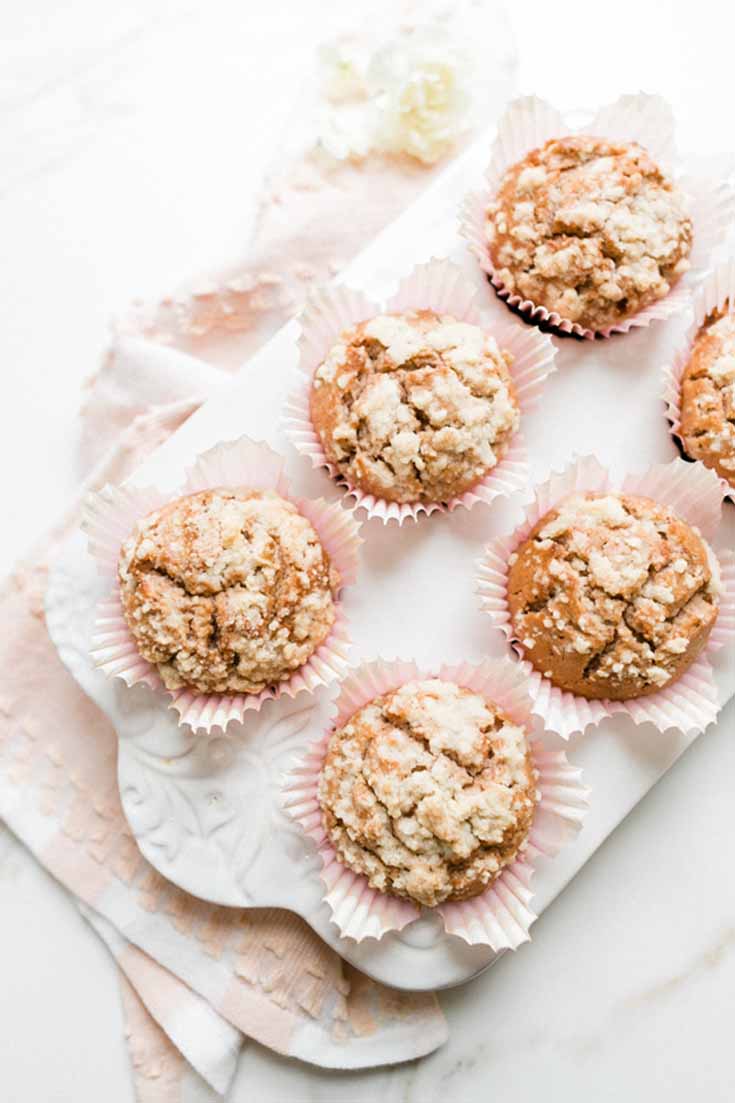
[
  {"left": 117, "top": 973, "right": 221, "bottom": 1103},
  {"left": 82, "top": 906, "right": 240, "bottom": 1098}
]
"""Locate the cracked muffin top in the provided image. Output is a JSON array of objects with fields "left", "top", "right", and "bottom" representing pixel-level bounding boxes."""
[
  {"left": 485, "top": 135, "right": 692, "bottom": 331},
  {"left": 507, "top": 492, "right": 719, "bottom": 700},
  {"left": 309, "top": 310, "right": 520, "bottom": 504},
  {"left": 318, "top": 679, "right": 537, "bottom": 907},
  {"left": 679, "top": 308, "right": 735, "bottom": 487},
  {"left": 118, "top": 489, "right": 340, "bottom": 695}
]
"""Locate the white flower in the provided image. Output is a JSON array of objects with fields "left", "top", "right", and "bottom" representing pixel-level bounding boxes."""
[
  {"left": 317, "top": 105, "right": 374, "bottom": 161},
  {"left": 315, "top": 23, "right": 476, "bottom": 165},
  {"left": 318, "top": 42, "right": 369, "bottom": 104},
  {"left": 368, "top": 37, "right": 470, "bottom": 165}
]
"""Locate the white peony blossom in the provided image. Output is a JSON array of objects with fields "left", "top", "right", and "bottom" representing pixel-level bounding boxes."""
[
  {"left": 316, "top": 27, "right": 472, "bottom": 165},
  {"left": 318, "top": 42, "right": 369, "bottom": 104},
  {"left": 317, "top": 105, "right": 374, "bottom": 161},
  {"left": 368, "top": 37, "right": 470, "bottom": 164}
]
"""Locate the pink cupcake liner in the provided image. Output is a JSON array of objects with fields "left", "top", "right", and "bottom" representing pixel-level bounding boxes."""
[
  {"left": 476, "top": 455, "right": 735, "bottom": 740},
  {"left": 459, "top": 93, "right": 735, "bottom": 339},
  {"left": 662, "top": 257, "right": 735, "bottom": 500},
  {"left": 81, "top": 436, "right": 362, "bottom": 734},
  {"left": 281, "top": 658, "right": 589, "bottom": 948},
  {"left": 283, "top": 258, "right": 557, "bottom": 525}
]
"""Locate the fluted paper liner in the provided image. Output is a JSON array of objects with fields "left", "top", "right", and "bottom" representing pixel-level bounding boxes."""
[
  {"left": 476, "top": 455, "right": 735, "bottom": 739},
  {"left": 460, "top": 93, "right": 735, "bottom": 339},
  {"left": 282, "top": 658, "right": 588, "bottom": 948},
  {"left": 283, "top": 258, "right": 557, "bottom": 524},
  {"left": 82, "top": 436, "right": 362, "bottom": 733},
  {"left": 662, "top": 257, "right": 735, "bottom": 499}
]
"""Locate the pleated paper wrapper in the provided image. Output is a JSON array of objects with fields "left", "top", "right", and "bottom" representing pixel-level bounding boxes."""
[
  {"left": 460, "top": 93, "right": 735, "bottom": 339},
  {"left": 281, "top": 657, "right": 589, "bottom": 949},
  {"left": 476, "top": 455, "right": 735, "bottom": 739},
  {"left": 82, "top": 436, "right": 362, "bottom": 733},
  {"left": 283, "top": 258, "right": 557, "bottom": 524},
  {"left": 662, "top": 256, "right": 735, "bottom": 500}
]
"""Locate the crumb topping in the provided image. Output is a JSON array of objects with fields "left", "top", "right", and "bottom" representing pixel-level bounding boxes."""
[
  {"left": 485, "top": 136, "right": 692, "bottom": 331},
  {"left": 680, "top": 308, "right": 735, "bottom": 485},
  {"left": 318, "top": 679, "right": 537, "bottom": 907},
  {"left": 309, "top": 310, "right": 520, "bottom": 504},
  {"left": 508, "top": 492, "right": 719, "bottom": 700},
  {"left": 119, "top": 489, "right": 340, "bottom": 695}
]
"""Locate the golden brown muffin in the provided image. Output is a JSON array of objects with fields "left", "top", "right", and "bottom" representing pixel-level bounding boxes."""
[
  {"left": 119, "top": 489, "right": 340, "bottom": 695},
  {"left": 485, "top": 135, "right": 692, "bottom": 331},
  {"left": 309, "top": 310, "right": 520, "bottom": 504},
  {"left": 679, "top": 307, "right": 735, "bottom": 486},
  {"left": 318, "top": 679, "right": 537, "bottom": 907},
  {"left": 507, "top": 492, "right": 719, "bottom": 700}
]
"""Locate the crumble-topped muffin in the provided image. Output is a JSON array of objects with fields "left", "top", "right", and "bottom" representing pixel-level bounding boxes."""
[
  {"left": 507, "top": 492, "right": 719, "bottom": 700},
  {"left": 309, "top": 310, "right": 520, "bottom": 504},
  {"left": 485, "top": 135, "right": 692, "bottom": 331},
  {"left": 679, "top": 308, "right": 735, "bottom": 486},
  {"left": 318, "top": 679, "right": 537, "bottom": 907},
  {"left": 118, "top": 489, "right": 340, "bottom": 695}
]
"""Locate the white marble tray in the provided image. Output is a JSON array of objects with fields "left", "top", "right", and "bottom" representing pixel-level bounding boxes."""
[{"left": 45, "top": 132, "right": 735, "bottom": 992}]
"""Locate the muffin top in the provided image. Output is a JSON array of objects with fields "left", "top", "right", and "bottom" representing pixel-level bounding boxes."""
[
  {"left": 485, "top": 135, "right": 692, "bottom": 331},
  {"left": 507, "top": 492, "right": 719, "bottom": 700},
  {"left": 309, "top": 310, "right": 520, "bottom": 504},
  {"left": 679, "top": 308, "right": 735, "bottom": 486},
  {"left": 318, "top": 678, "right": 537, "bottom": 907},
  {"left": 119, "top": 489, "right": 339, "bottom": 695}
]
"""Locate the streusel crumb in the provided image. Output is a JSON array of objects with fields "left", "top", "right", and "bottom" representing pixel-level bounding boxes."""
[
  {"left": 680, "top": 308, "right": 735, "bottom": 487},
  {"left": 508, "top": 492, "right": 719, "bottom": 700},
  {"left": 318, "top": 679, "right": 537, "bottom": 907},
  {"left": 119, "top": 489, "right": 340, "bottom": 695},
  {"left": 310, "top": 310, "right": 520, "bottom": 504},
  {"left": 485, "top": 136, "right": 692, "bottom": 331}
]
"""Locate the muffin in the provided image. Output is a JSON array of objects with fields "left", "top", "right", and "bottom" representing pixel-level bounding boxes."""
[
  {"left": 678, "top": 307, "right": 735, "bottom": 486},
  {"left": 309, "top": 310, "right": 520, "bottom": 504},
  {"left": 317, "top": 678, "right": 537, "bottom": 907},
  {"left": 507, "top": 492, "right": 719, "bottom": 700},
  {"left": 485, "top": 135, "right": 692, "bottom": 331},
  {"left": 118, "top": 488, "right": 340, "bottom": 695}
]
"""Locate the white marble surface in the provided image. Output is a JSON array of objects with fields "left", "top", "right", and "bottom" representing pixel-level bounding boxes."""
[{"left": 1, "top": 2, "right": 735, "bottom": 1100}]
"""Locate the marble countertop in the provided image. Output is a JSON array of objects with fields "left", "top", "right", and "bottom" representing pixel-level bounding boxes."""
[{"left": 1, "top": 2, "right": 734, "bottom": 1100}]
